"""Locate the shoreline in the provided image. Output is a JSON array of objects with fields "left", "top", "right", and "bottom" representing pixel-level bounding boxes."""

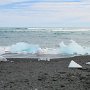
[{"left": 0, "top": 55, "right": 90, "bottom": 90}]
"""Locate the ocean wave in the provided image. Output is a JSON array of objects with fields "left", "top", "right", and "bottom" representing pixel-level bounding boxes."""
[
  {"left": 0, "top": 27, "right": 90, "bottom": 32},
  {"left": 0, "top": 40, "right": 90, "bottom": 56},
  {"left": 27, "top": 28, "right": 90, "bottom": 32}
]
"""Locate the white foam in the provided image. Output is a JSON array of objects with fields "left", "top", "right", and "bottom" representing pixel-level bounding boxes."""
[
  {"left": 27, "top": 27, "right": 89, "bottom": 32},
  {"left": 68, "top": 60, "right": 82, "bottom": 68}
]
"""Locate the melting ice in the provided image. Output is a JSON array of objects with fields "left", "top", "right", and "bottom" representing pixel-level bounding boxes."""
[
  {"left": 59, "top": 40, "right": 88, "bottom": 55},
  {"left": 0, "top": 40, "right": 90, "bottom": 56}
]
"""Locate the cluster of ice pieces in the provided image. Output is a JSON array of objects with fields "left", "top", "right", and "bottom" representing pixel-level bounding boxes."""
[{"left": 0, "top": 40, "right": 90, "bottom": 56}]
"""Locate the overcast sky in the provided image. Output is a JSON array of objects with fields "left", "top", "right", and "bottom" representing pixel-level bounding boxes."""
[{"left": 0, "top": 0, "right": 90, "bottom": 27}]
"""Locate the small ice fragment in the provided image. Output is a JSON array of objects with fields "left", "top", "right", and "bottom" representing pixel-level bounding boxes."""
[
  {"left": 86, "top": 62, "right": 90, "bottom": 65},
  {"left": 68, "top": 60, "right": 82, "bottom": 68},
  {"left": 0, "top": 56, "right": 7, "bottom": 62},
  {"left": 35, "top": 88, "right": 38, "bottom": 90},
  {"left": 10, "top": 61, "right": 14, "bottom": 63},
  {"left": 38, "top": 57, "right": 50, "bottom": 61}
]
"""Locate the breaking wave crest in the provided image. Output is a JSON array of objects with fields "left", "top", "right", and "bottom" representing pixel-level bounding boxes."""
[
  {"left": 0, "top": 40, "right": 90, "bottom": 56},
  {"left": 0, "top": 27, "right": 89, "bottom": 32}
]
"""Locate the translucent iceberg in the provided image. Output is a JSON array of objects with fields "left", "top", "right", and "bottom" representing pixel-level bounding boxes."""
[
  {"left": 10, "top": 42, "right": 40, "bottom": 54},
  {"left": 0, "top": 40, "right": 90, "bottom": 57},
  {"left": 59, "top": 40, "right": 88, "bottom": 55}
]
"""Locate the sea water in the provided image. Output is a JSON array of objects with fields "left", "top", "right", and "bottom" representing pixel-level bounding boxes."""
[{"left": 0, "top": 27, "right": 90, "bottom": 58}]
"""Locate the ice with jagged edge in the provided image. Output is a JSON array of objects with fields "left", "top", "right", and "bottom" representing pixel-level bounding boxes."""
[
  {"left": 0, "top": 40, "right": 90, "bottom": 57},
  {"left": 68, "top": 60, "right": 82, "bottom": 68}
]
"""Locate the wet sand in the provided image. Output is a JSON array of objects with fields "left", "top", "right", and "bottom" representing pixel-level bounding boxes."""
[{"left": 0, "top": 55, "right": 90, "bottom": 90}]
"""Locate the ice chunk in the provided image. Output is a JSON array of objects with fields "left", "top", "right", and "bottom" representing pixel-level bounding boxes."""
[
  {"left": 86, "top": 62, "right": 90, "bottom": 65},
  {"left": 37, "top": 48, "right": 48, "bottom": 54},
  {"left": 4, "top": 46, "right": 11, "bottom": 53},
  {"left": 0, "top": 56, "right": 7, "bottom": 62},
  {"left": 10, "top": 61, "right": 14, "bottom": 63},
  {"left": 59, "top": 40, "right": 86, "bottom": 55},
  {"left": 0, "top": 47, "right": 6, "bottom": 55},
  {"left": 38, "top": 57, "right": 50, "bottom": 61},
  {"left": 37, "top": 48, "right": 59, "bottom": 55},
  {"left": 0, "top": 40, "right": 90, "bottom": 56},
  {"left": 10, "top": 42, "right": 40, "bottom": 54},
  {"left": 35, "top": 88, "right": 38, "bottom": 90},
  {"left": 68, "top": 60, "right": 82, "bottom": 68}
]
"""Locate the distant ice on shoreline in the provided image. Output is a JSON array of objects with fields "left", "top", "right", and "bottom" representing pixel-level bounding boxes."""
[
  {"left": 0, "top": 40, "right": 90, "bottom": 58},
  {"left": 0, "top": 27, "right": 90, "bottom": 58}
]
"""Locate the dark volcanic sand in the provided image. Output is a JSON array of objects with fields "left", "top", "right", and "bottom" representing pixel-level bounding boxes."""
[{"left": 0, "top": 56, "right": 90, "bottom": 90}]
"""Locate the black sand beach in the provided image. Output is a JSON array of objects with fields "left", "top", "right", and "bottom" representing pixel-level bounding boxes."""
[{"left": 0, "top": 55, "right": 90, "bottom": 90}]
